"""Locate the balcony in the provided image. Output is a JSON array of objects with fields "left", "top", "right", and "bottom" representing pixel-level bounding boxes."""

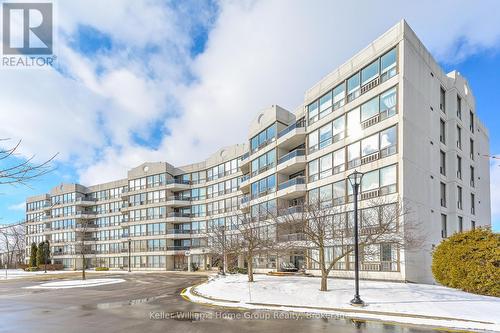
[
  {"left": 167, "top": 246, "right": 190, "bottom": 253},
  {"left": 166, "top": 179, "right": 191, "bottom": 190},
  {"left": 278, "top": 233, "right": 306, "bottom": 242},
  {"left": 74, "top": 197, "right": 97, "bottom": 206},
  {"left": 276, "top": 177, "right": 306, "bottom": 199},
  {"left": 166, "top": 212, "right": 192, "bottom": 223},
  {"left": 166, "top": 196, "right": 191, "bottom": 207},
  {"left": 276, "top": 149, "right": 306, "bottom": 175},
  {"left": 239, "top": 174, "right": 251, "bottom": 192},
  {"left": 276, "top": 121, "right": 306, "bottom": 150}
]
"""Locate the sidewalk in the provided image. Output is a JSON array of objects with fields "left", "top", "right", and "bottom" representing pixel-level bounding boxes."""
[{"left": 182, "top": 274, "right": 500, "bottom": 332}]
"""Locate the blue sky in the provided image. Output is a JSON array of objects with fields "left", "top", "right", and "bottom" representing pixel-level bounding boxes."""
[{"left": 0, "top": 0, "right": 499, "bottom": 231}]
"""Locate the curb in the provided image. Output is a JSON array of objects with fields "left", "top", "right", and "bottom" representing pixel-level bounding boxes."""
[{"left": 181, "top": 279, "right": 499, "bottom": 332}]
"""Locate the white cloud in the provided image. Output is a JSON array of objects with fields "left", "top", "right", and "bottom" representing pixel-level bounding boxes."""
[
  {"left": 2, "top": 0, "right": 500, "bottom": 188},
  {"left": 8, "top": 202, "right": 25, "bottom": 211}
]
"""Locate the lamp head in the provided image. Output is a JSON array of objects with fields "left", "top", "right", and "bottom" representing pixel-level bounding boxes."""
[{"left": 348, "top": 170, "right": 364, "bottom": 187}]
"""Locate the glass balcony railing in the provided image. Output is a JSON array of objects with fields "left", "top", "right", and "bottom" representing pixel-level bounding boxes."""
[
  {"left": 278, "top": 149, "right": 305, "bottom": 165},
  {"left": 277, "top": 119, "right": 306, "bottom": 139},
  {"left": 278, "top": 176, "right": 305, "bottom": 191}
]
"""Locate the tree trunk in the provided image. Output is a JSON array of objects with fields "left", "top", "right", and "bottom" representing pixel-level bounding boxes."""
[
  {"left": 247, "top": 256, "right": 254, "bottom": 282},
  {"left": 82, "top": 256, "right": 86, "bottom": 280},
  {"left": 320, "top": 275, "right": 328, "bottom": 291}
]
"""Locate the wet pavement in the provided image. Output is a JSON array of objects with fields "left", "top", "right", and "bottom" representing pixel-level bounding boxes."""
[{"left": 0, "top": 273, "right": 444, "bottom": 333}]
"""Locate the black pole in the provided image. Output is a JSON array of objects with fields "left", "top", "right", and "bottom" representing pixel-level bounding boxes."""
[
  {"left": 221, "top": 227, "right": 226, "bottom": 275},
  {"left": 44, "top": 241, "right": 47, "bottom": 273},
  {"left": 350, "top": 183, "right": 364, "bottom": 305},
  {"left": 128, "top": 239, "right": 131, "bottom": 272}
]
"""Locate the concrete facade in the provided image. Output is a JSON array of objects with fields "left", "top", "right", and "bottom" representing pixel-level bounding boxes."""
[{"left": 24, "top": 21, "right": 490, "bottom": 283}]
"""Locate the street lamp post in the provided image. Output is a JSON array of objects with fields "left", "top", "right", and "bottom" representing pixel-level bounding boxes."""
[
  {"left": 348, "top": 170, "right": 364, "bottom": 306},
  {"left": 128, "top": 238, "right": 131, "bottom": 273},
  {"left": 220, "top": 226, "right": 226, "bottom": 276},
  {"left": 44, "top": 240, "right": 49, "bottom": 273}
]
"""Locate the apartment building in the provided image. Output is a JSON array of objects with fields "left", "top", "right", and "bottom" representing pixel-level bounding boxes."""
[{"left": 24, "top": 21, "right": 490, "bottom": 283}]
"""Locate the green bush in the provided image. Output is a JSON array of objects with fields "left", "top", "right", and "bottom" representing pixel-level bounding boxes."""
[
  {"left": 95, "top": 267, "right": 109, "bottom": 271},
  {"left": 26, "top": 267, "right": 39, "bottom": 272},
  {"left": 432, "top": 228, "right": 500, "bottom": 297}
]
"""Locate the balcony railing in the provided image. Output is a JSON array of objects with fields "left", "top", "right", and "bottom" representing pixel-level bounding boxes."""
[
  {"left": 277, "top": 119, "right": 306, "bottom": 139},
  {"left": 278, "top": 176, "right": 305, "bottom": 191},
  {"left": 167, "top": 229, "right": 192, "bottom": 234},
  {"left": 167, "top": 246, "right": 190, "bottom": 251},
  {"left": 278, "top": 149, "right": 305, "bottom": 165},
  {"left": 167, "top": 212, "right": 193, "bottom": 218},
  {"left": 278, "top": 233, "right": 306, "bottom": 242}
]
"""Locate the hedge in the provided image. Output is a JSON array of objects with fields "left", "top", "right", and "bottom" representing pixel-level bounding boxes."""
[
  {"left": 432, "top": 228, "right": 500, "bottom": 297},
  {"left": 95, "top": 267, "right": 109, "bottom": 271}
]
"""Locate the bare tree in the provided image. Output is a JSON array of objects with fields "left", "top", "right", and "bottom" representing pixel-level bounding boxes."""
[
  {"left": 0, "top": 222, "right": 26, "bottom": 268},
  {"left": 0, "top": 138, "right": 57, "bottom": 187},
  {"left": 76, "top": 218, "right": 95, "bottom": 280},
  {"left": 233, "top": 213, "right": 276, "bottom": 282},
  {"left": 205, "top": 221, "right": 239, "bottom": 275},
  {"left": 271, "top": 196, "right": 423, "bottom": 291}
]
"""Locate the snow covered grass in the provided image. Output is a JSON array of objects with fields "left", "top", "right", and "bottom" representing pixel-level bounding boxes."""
[
  {"left": 0, "top": 269, "right": 73, "bottom": 280},
  {"left": 26, "top": 278, "right": 125, "bottom": 289},
  {"left": 188, "top": 274, "right": 500, "bottom": 332}
]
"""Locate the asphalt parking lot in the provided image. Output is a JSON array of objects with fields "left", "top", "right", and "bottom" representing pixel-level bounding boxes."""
[{"left": 0, "top": 272, "right": 441, "bottom": 333}]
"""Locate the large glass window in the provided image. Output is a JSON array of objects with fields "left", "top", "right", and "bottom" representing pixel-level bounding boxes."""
[
  {"left": 332, "top": 83, "right": 345, "bottom": 109},
  {"left": 380, "top": 126, "right": 397, "bottom": 156},
  {"left": 319, "top": 154, "right": 332, "bottom": 179},
  {"left": 332, "top": 115, "right": 345, "bottom": 141},
  {"left": 333, "top": 148, "right": 345, "bottom": 173},
  {"left": 347, "top": 107, "right": 361, "bottom": 139},
  {"left": 361, "top": 60, "right": 379, "bottom": 86},
  {"left": 319, "top": 91, "right": 332, "bottom": 118},
  {"left": 380, "top": 48, "right": 397, "bottom": 81},
  {"left": 361, "top": 96, "right": 379, "bottom": 122},
  {"left": 308, "top": 101, "right": 319, "bottom": 124},
  {"left": 380, "top": 87, "right": 397, "bottom": 118},
  {"left": 380, "top": 165, "right": 397, "bottom": 189},
  {"left": 308, "top": 129, "right": 318, "bottom": 152},
  {"left": 333, "top": 180, "right": 345, "bottom": 205},
  {"left": 347, "top": 73, "right": 360, "bottom": 101},
  {"left": 361, "top": 170, "right": 379, "bottom": 192},
  {"left": 250, "top": 123, "right": 277, "bottom": 152},
  {"left": 308, "top": 159, "right": 319, "bottom": 182},
  {"left": 347, "top": 142, "right": 360, "bottom": 168},
  {"left": 319, "top": 123, "right": 332, "bottom": 149},
  {"left": 361, "top": 133, "right": 379, "bottom": 157}
]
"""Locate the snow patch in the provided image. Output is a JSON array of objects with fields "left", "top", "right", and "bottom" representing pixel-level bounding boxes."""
[{"left": 26, "top": 278, "right": 125, "bottom": 289}]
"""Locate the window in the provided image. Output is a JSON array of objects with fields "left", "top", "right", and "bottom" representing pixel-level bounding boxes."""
[
  {"left": 347, "top": 142, "right": 360, "bottom": 169},
  {"left": 333, "top": 148, "right": 345, "bottom": 174},
  {"left": 319, "top": 184, "right": 333, "bottom": 206},
  {"left": 308, "top": 159, "right": 319, "bottom": 182},
  {"left": 441, "top": 214, "right": 447, "bottom": 238},
  {"left": 380, "top": 164, "right": 397, "bottom": 193},
  {"left": 319, "top": 153, "right": 332, "bottom": 179},
  {"left": 440, "top": 119, "right": 446, "bottom": 144},
  {"left": 333, "top": 180, "right": 345, "bottom": 205},
  {"left": 251, "top": 149, "right": 275, "bottom": 176},
  {"left": 470, "top": 139, "right": 474, "bottom": 160},
  {"left": 251, "top": 174, "right": 276, "bottom": 198},
  {"left": 458, "top": 216, "right": 463, "bottom": 233},
  {"left": 250, "top": 124, "right": 277, "bottom": 152},
  {"left": 456, "top": 95, "right": 462, "bottom": 120},
  {"left": 471, "top": 193, "right": 475, "bottom": 215},
  {"left": 361, "top": 60, "right": 379, "bottom": 86},
  {"left": 380, "top": 48, "right": 397, "bottom": 81},
  {"left": 380, "top": 126, "right": 397, "bottom": 156},
  {"left": 308, "top": 100, "right": 319, "bottom": 124},
  {"left": 319, "top": 91, "right": 332, "bottom": 119},
  {"left": 440, "top": 87, "right": 446, "bottom": 112},
  {"left": 361, "top": 133, "right": 379, "bottom": 157},
  {"left": 361, "top": 171, "right": 378, "bottom": 194},
  {"left": 457, "top": 186, "right": 463, "bottom": 209},
  {"left": 361, "top": 96, "right": 379, "bottom": 122},
  {"left": 456, "top": 125, "right": 462, "bottom": 149},
  {"left": 347, "top": 73, "right": 360, "bottom": 102},
  {"left": 379, "top": 87, "right": 397, "bottom": 119},
  {"left": 308, "top": 129, "right": 319, "bottom": 152},
  {"left": 347, "top": 107, "right": 361, "bottom": 139},
  {"left": 319, "top": 123, "right": 332, "bottom": 149},
  {"left": 332, "top": 115, "right": 345, "bottom": 142},
  {"left": 440, "top": 151, "right": 446, "bottom": 175},
  {"left": 457, "top": 155, "right": 462, "bottom": 179},
  {"left": 470, "top": 166, "right": 475, "bottom": 187},
  {"left": 471, "top": 221, "right": 476, "bottom": 230},
  {"left": 332, "top": 83, "right": 345, "bottom": 109},
  {"left": 469, "top": 110, "right": 474, "bottom": 132},
  {"left": 440, "top": 182, "right": 446, "bottom": 207}
]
